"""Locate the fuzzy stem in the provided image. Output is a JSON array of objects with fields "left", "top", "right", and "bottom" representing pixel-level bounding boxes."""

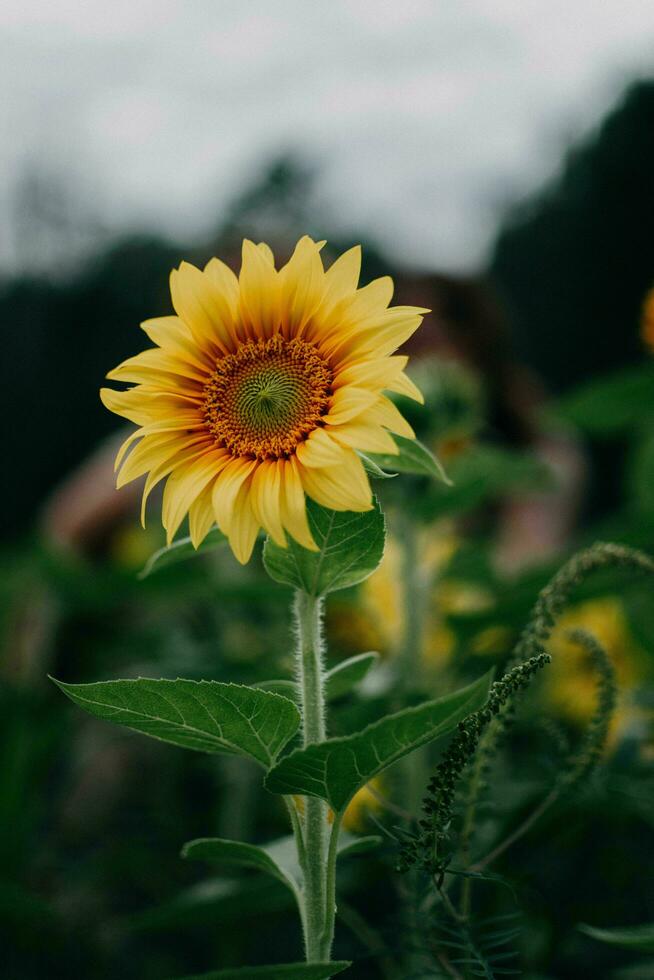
[
  {"left": 293, "top": 591, "right": 333, "bottom": 962},
  {"left": 322, "top": 812, "right": 342, "bottom": 956}
]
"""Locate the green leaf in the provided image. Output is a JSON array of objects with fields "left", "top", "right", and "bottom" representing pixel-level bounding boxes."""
[
  {"left": 51, "top": 677, "right": 299, "bottom": 768},
  {"left": 181, "top": 832, "right": 381, "bottom": 895},
  {"left": 263, "top": 496, "right": 385, "bottom": 596},
  {"left": 254, "top": 679, "right": 299, "bottom": 700},
  {"left": 628, "top": 430, "right": 654, "bottom": 518},
  {"left": 181, "top": 837, "right": 302, "bottom": 895},
  {"left": 578, "top": 923, "right": 654, "bottom": 952},
  {"left": 173, "top": 963, "right": 351, "bottom": 980},
  {"left": 326, "top": 652, "right": 379, "bottom": 699},
  {"left": 138, "top": 527, "right": 227, "bottom": 579},
  {"left": 421, "top": 445, "right": 551, "bottom": 521},
  {"left": 255, "top": 653, "right": 379, "bottom": 705},
  {"left": 265, "top": 670, "right": 494, "bottom": 812},
  {"left": 369, "top": 434, "right": 451, "bottom": 483},
  {"left": 358, "top": 453, "right": 397, "bottom": 479},
  {"left": 555, "top": 361, "right": 654, "bottom": 435}
]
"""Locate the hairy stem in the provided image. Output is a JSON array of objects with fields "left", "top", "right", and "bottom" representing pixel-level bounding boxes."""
[{"left": 293, "top": 591, "right": 334, "bottom": 962}]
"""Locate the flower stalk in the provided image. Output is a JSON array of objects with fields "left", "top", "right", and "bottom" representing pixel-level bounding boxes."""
[{"left": 293, "top": 590, "right": 335, "bottom": 961}]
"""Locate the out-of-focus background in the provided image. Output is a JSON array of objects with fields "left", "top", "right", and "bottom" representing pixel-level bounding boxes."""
[{"left": 3, "top": 3, "right": 654, "bottom": 978}]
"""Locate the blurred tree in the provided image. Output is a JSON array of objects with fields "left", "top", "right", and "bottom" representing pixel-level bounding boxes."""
[{"left": 490, "top": 79, "right": 654, "bottom": 393}]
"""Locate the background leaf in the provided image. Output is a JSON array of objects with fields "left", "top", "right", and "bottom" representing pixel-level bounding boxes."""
[
  {"left": 265, "top": 670, "right": 494, "bottom": 812},
  {"left": 555, "top": 362, "right": 654, "bottom": 434},
  {"left": 369, "top": 434, "right": 451, "bottom": 483},
  {"left": 52, "top": 678, "right": 299, "bottom": 768},
  {"left": 181, "top": 832, "right": 381, "bottom": 894},
  {"left": 139, "top": 527, "right": 228, "bottom": 579},
  {"left": 578, "top": 923, "right": 654, "bottom": 952},
  {"left": 358, "top": 453, "right": 397, "bottom": 479},
  {"left": 263, "top": 496, "right": 385, "bottom": 596},
  {"left": 325, "top": 652, "right": 379, "bottom": 699},
  {"left": 173, "top": 962, "right": 351, "bottom": 979},
  {"left": 419, "top": 445, "right": 552, "bottom": 521},
  {"left": 254, "top": 653, "right": 379, "bottom": 704},
  {"left": 182, "top": 837, "right": 302, "bottom": 895}
]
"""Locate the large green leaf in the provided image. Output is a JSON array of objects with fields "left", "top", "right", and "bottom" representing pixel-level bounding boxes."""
[
  {"left": 52, "top": 678, "right": 299, "bottom": 768},
  {"left": 578, "top": 923, "right": 654, "bottom": 952},
  {"left": 369, "top": 434, "right": 451, "bottom": 483},
  {"left": 182, "top": 832, "right": 381, "bottom": 895},
  {"left": 139, "top": 527, "right": 228, "bottom": 579},
  {"left": 174, "top": 963, "right": 351, "bottom": 980},
  {"left": 265, "top": 670, "right": 494, "bottom": 812},
  {"left": 263, "top": 496, "right": 385, "bottom": 596}
]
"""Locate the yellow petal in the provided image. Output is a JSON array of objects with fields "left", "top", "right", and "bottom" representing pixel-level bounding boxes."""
[
  {"left": 327, "top": 420, "right": 399, "bottom": 455},
  {"left": 334, "top": 308, "right": 425, "bottom": 363},
  {"left": 113, "top": 413, "right": 207, "bottom": 470},
  {"left": 298, "top": 451, "right": 373, "bottom": 512},
  {"left": 204, "top": 257, "right": 241, "bottom": 329},
  {"left": 227, "top": 483, "right": 261, "bottom": 564},
  {"left": 387, "top": 370, "right": 424, "bottom": 403},
  {"left": 249, "top": 460, "right": 286, "bottom": 547},
  {"left": 212, "top": 457, "right": 258, "bottom": 534},
  {"left": 332, "top": 355, "right": 408, "bottom": 391},
  {"left": 188, "top": 485, "right": 217, "bottom": 548},
  {"left": 162, "top": 451, "right": 229, "bottom": 543},
  {"left": 319, "top": 246, "right": 361, "bottom": 315},
  {"left": 140, "top": 440, "right": 214, "bottom": 526},
  {"left": 101, "top": 387, "right": 155, "bottom": 426},
  {"left": 107, "top": 348, "right": 208, "bottom": 386},
  {"left": 239, "top": 240, "right": 280, "bottom": 339},
  {"left": 295, "top": 428, "right": 348, "bottom": 469},
  {"left": 278, "top": 236, "right": 325, "bottom": 337},
  {"left": 323, "top": 387, "right": 379, "bottom": 426},
  {"left": 117, "top": 432, "right": 204, "bottom": 487},
  {"left": 170, "top": 261, "right": 237, "bottom": 353},
  {"left": 319, "top": 276, "right": 394, "bottom": 342},
  {"left": 280, "top": 457, "right": 318, "bottom": 551},
  {"left": 140, "top": 316, "right": 213, "bottom": 372},
  {"left": 368, "top": 396, "right": 415, "bottom": 438},
  {"left": 257, "top": 242, "right": 275, "bottom": 265}
]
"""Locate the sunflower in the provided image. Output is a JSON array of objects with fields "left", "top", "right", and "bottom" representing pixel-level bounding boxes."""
[{"left": 101, "top": 236, "right": 427, "bottom": 563}]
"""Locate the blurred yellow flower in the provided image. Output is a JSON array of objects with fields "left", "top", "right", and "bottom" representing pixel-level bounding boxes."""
[
  {"left": 438, "top": 580, "right": 495, "bottom": 616},
  {"left": 361, "top": 536, "right": 405, "bottom": 653},
  {"left": 361, "top": 527, "right": 459, "bottom": 658},
  {"left": 292, "top": 779, "right": 384, "bottom": 831},
  {"left": 341, "top": 778, "right": 384, "bottom": 832},
  {"left": 101, "top": 237, "right": 427, "bottom": 564},
  {"left": 544, "top": 597, "right": 643, "bottom": 732},
  {"left": 471, "top": 625, "right": 514, "bottom": 656},
  {"left": 641, "top": 285, "right": 654, "bottom": 349}
]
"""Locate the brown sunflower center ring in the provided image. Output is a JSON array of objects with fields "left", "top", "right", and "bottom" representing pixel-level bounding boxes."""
[{"left": 204, "top": 335, "right": 333, "bottom": 460}]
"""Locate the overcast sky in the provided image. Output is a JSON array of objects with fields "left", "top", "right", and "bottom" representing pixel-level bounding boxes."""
[{"left": 2, "top": 0, "right": 654, "bottom": 274}]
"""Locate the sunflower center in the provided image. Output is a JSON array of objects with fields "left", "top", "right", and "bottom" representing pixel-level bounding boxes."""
[{"left": 204, "top": 335, "right": 332, "bottom": 459}]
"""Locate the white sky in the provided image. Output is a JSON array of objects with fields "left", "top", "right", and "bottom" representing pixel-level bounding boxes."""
[{"left": 2, "top": 0, "right": 654, "bottom": 273}]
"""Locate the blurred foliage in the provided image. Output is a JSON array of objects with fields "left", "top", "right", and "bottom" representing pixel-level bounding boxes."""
[{"left": 3, "top": 85, "right": 654, "bottom": 978}]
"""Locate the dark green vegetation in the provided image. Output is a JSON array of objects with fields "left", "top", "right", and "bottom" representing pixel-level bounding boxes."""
[{"left": 3, "top": 83, "right": 654, "bottom": 978}]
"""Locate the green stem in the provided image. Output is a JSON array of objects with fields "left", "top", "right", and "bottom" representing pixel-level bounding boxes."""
[
  {"left": 293, "top": 590, "right": 336, "bottom": 962},
  {"left": 322, "top": 812, "right": 342, "bottom": 955}
]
